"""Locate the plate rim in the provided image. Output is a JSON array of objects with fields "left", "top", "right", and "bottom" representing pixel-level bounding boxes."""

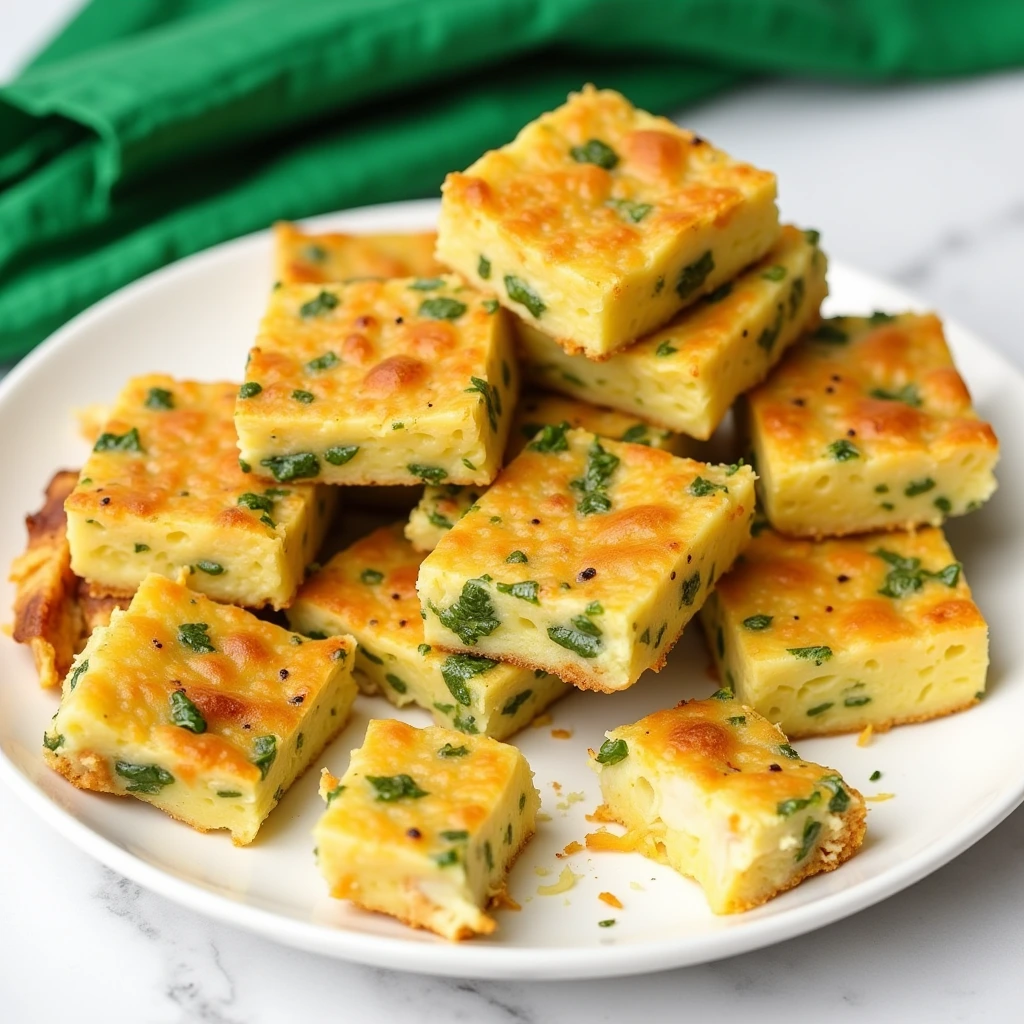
[{"left": 1, "top": 196, "right": 1022, "bottom": 980}]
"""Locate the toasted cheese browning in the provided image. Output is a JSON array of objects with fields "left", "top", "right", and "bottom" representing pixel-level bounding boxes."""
[
  {"left": 437, "top": 86, "right": 779, "bottom": 358},
  {"left": 405, "top": 390, "right": 689, "bottom": 552},
  {"left": 235, "top": 276, "right": 519, "bottom": 486},
  {"left": 314, "top": 719, "right": 540, "bottom": 940},
  {"left": 43, "top": 574, "right": 357, "bottom": 845},
  {"left": 747, "top": 313, "right": 999, "bottom": 537},
  {"left": 700, "top": 526, "right": 988, "bottom": 738},
  {"left": 273, "top": 222, "right": 443, "bottom": 284},
  {"left": 518, "top": 226, "right": 828, "bottom": 438},
  {"left": 288, "top": 524, "right": 568, "bottom": 737},
  {"left": 588, "top": 698, "right": 866, "bottom": 913},
  {"left": 10, "top": 471, "right": 82, "bottom": 687},
  {"left": 418, "top": 428, "right": 755, "bottom": 692},
  {"left": 64, "top": 376, "right": 334, "bottom": 609}
]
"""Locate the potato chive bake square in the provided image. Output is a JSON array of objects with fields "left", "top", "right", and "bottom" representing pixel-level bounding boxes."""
[
  {"left": 437, "top": 86, "right": 780, "bottom": 358},
  {"left": 405, "top": 390, "right": 690, "bottom": 553},
  {"left": 235, "top": 275, "right": 518, "bottom": 486},
  {"left": 518, "top": 225, "right": 828, "bottom": 439},
  {"left": 64, "top": 376, "right": 335, "bottom": 610},
  {"left": 587, "top": 696, "right": 866, "bottom": 913},
  {"left": 699, "top": 526, "right": 988, "bottom": 738},
  {"left": 746, "top": 312, "right": 999, "bottom": 537},
  {"left": 418, "top": 428, "right": 756, "bottom": 692},
  {"left": 288, "top": 524, "right": 568, "bottom": 738},
  {"left": 43, "top": 573, "right": 357, "bottom": 845},
  {"left": 314, "top": 718, "right": 539, "bottom": 940},
  {"left": 273, "top": 222, "right": 443, "bottom": 285}
]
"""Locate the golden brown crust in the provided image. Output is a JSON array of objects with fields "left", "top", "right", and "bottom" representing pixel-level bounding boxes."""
[
  {"left": 10, "top": 470, "right": 82, "bottom": 687},
  {"left": 76, "top": 579, "right": 132, "bottom": 632},
  {"left": 786, "top": 695, "right": 981, "bottom": 740}
]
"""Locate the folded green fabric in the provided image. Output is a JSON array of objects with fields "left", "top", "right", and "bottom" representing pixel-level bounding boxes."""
[{"left": 2, "top": 0, "right": 1023, "bottom": 360}]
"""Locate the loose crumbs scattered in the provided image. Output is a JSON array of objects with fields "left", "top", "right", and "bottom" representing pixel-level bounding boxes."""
[
  {"left": 598, "top": 891, "right": 623, "bottom": 909},
  {"left": 857, "top": 724, "right": 874, "bottom": 747},
  {"left": 537, "top": 865, "right": 582, "bottom": 896}
]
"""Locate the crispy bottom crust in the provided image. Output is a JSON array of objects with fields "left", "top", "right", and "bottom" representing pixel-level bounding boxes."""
[
  {"left": 432, "top": 620, "right": 685, "bottom": 694},
  {"left": 44, "top": 712, "right": 349, "bottom": 846},
  {"left": 770, "top": 516, "right": 949, "bottom": 541},
  {"left": 785, "top": 695, "right": 981, "bottom": 740},
  {"left": 339, "top": 829, "right": 535, "bottom": 941},
  {"left": 594, "top": 800, "right": 867, "bottom": 914}
]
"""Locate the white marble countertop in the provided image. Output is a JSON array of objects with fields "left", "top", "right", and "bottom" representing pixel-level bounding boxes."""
[{"left": 4, "top": 7, "right": 1024, "bottom": 1022}]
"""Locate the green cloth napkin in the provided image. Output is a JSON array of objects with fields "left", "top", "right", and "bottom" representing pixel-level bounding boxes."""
[{"left": 2, "top": 0, "right": 1023, "bottom": 360}]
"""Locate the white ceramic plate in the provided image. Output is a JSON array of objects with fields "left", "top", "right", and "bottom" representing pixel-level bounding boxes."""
[{"left": 1, "top": 199, "right": 1021, "bottom": 980}]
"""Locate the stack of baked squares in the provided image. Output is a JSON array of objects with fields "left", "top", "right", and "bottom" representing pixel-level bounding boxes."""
[{"left": 12, "top": 85, "right": 999, "bottom": 937}]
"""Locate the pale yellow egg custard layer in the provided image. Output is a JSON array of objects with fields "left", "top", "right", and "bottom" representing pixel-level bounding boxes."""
[
  {"left": 43, "top": 573, "right": 357, "bottom": 845},
  {"left": 517, "top": 225, "right": 827, "bottom": 439},
  {"left": 699, "top": 526, "right": 988, "bottom": 738},
  {"left": 314, "top": 718, "right": 539, "bottom": 940},
  {"left": 745, "top": 312, "right": 999, "bottom": 538},
  {"left": 235, "top": 276, "right": 518, "bottom": 487},
  {"left": 437, "top": 86, "right": 779, "bottom": 359},
  {"left": 65, "top": 375, "right": 335, "bottom": 610},
  {"left": 418, "top": 427, "right": 755, "bottom": 692},
  {"left": 587, "top": 697, "right": 866, "bottom": 913},
  {"left": 288, "top": 524, "right": 568, "bottom": 738}
]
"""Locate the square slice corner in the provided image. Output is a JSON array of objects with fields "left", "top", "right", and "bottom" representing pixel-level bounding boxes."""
[
  {"left": 518, "top": 224, "right": 828, "bottom": 439},
  {"left": 746, "top": 312, "right": 999, "bottom": 538},
  {"left": 417, "top": 426, "right": 756, "bottom": 692},
  {"left": 587, "top": 695, "right": 866, "bottom": 914},
  {"left": 64, "top": 374, "right": 335, "bottom": 610},
  {"left": 314, "top": 718, "right": 540, "bottom": 940},
  {"left": 699, "top": 525, "right": 988, "bottom": 738},
  {"left": 235, "top": 276, "right": 519, "bottom": 487},
  {"left": 437, "top": 85, "right": 779, "bottom": 358},
  {"left": 43, "top": 573, "right": 357, "bottom": 845}
]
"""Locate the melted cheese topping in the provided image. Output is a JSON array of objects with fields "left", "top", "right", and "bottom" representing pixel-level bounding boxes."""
[
  {"left": 235, "top": 276, "right": 518, "bottom": 485},
  {"left": 64, "top": 376, "right": 333, "bottom": 609},
  {"left": 288, "top": 524, "right": 567, "bottom": 738},
  {"left": 43, "top": 574, "right": 357, "bottom": 844},
  {"left": 700, "top": 526, "right": 988, "bottom": 737},
  {"left": 747, "top": 313, "right": 999, "bottom": 536},
  {"left": 518, "top": 226, "right": 827, "bottom": 438},
  {"left": 418, "top": 429, "right": 755, "bottom": 691},
  {"left": 273, "top": 222, "right": 443, "bottom": 284},
  {"left": 437, "top": 86, "right": 779, "bottom": 356},
  {"left": 405, "top": 391, "right": 689, "bottom": 553},
  {"left": 590, "top": 697, "right": 866, "bottom": 913},
  {"left": 314, "top": 719, "right": 539, "bottom": 940}
]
